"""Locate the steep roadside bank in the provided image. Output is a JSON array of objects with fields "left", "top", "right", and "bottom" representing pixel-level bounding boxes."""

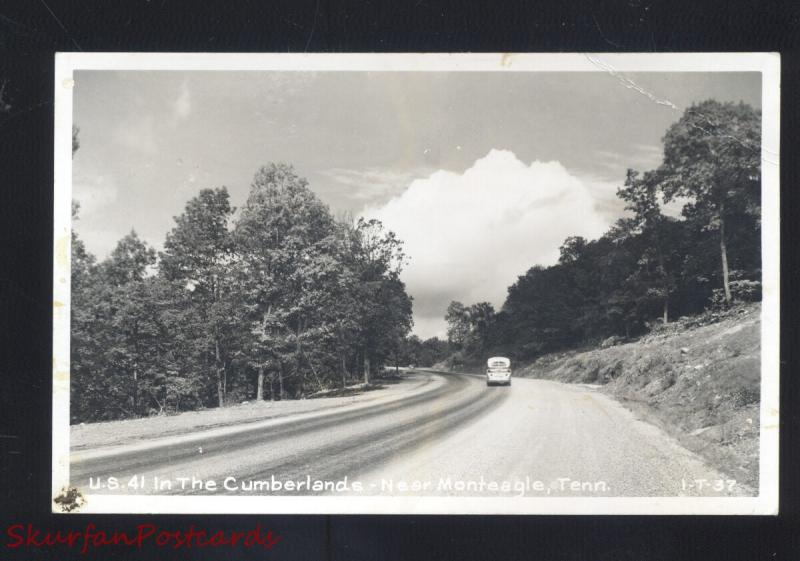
[{"left": 516, "top": 303, "right": 762, "bottom": 487}]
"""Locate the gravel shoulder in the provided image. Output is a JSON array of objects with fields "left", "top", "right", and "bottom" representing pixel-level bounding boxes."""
[{"left": 516, "top": 303, "right": 762, "bottom": 488}]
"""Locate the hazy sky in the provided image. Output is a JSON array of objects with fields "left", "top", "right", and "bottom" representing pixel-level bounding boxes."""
[{"left": 72, "top": 70, "right": 760, "bottom": 338}]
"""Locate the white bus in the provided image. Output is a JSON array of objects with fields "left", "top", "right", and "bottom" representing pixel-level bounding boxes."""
[{"left": 486, "top": 356, "right": 512, "bottom": 386}]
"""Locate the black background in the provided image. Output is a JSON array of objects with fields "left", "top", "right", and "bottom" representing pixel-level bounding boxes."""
[{"left": 0, "top": 0, "right": 798, "bottom": 559}]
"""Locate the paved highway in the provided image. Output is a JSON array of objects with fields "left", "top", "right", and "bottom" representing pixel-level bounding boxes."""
[{"left": 70, "top": 370, "right": 750, "bottom": 497}]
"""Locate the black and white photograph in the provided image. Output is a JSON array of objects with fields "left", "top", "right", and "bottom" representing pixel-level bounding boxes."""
[{"left": 52, "top": 53, "right": 779, "bottom": 514}]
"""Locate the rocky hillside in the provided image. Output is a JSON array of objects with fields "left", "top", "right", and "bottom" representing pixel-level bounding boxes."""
[{"left": 517, "top": 303, "right": 762, "bottom": 488}]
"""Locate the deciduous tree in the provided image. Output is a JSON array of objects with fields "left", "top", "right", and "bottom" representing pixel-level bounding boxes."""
[
  {"left": 657, "top": 100, "right": 761, "bottom": 304},
  {"left": 160, "top": 187, "right": 237, "bottom": 408}
]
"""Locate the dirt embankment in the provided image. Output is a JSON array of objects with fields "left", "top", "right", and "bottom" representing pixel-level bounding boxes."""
[{"left": 517, "top": 303, "right": 762, "bottom": 487}]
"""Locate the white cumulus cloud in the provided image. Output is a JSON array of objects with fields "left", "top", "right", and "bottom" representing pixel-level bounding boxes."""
[{"left": 362, "top": 149, "right": 610, "bottom": 338}]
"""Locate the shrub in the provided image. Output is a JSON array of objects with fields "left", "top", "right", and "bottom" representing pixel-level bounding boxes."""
[{"left": 710, "top": 270, "right": 762, "bottom": 308}]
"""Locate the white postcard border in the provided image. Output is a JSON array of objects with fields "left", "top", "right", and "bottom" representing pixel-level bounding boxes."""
[{"left": 52, "top": 52, "right": 780, "bottom": 515}]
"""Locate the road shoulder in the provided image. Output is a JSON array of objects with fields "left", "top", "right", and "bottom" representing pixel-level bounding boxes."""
[{"left": 71, "top": 370, "right": 441, "bottom": 451}]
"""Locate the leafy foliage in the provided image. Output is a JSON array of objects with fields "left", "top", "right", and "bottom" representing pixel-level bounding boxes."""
[
  {"left": 446, "top": 100, "right": 762, "bottom": 364},
  {"left": 71, "top": 165, "right": 414, "bottom": 422}
]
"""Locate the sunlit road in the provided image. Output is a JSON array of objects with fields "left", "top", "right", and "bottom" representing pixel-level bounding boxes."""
[{"left": 70, "top": 370, "right": 749, "bottom": 498}]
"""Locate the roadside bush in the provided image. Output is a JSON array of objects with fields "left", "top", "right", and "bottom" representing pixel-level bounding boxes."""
[{"left": 710, "top": 270, "right": 762, "bottom": 308}]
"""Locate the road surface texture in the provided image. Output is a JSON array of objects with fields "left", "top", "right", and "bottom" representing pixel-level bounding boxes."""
[{"left": 70, "top": 370, "right": 751, "bottom": 497}]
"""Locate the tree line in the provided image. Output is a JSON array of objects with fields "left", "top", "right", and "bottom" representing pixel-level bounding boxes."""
[
  {"left": 445, "top": 100, "right": 762, "bottom": 365},
  {"left": 394, "top": 335, "right": 451, "bottom": 369},
  {"left": 71, "top": 163, "right": 413, "bottom": 423}
]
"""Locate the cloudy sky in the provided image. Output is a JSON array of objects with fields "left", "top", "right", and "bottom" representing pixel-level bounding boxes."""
[{"left": 72, "top": 70, "right": 760, "bottom": 338}]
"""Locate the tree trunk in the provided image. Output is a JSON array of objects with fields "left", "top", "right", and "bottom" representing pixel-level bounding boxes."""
[
  {"left": 132, "top": 365, "right": 138, "bottom": 411},
  {"left": 299, "top": 338, "right": 323, "bottom": 392},
  {"left": 341, "top": 354, "right": 348, "bottom": 389},
  {"left": 269, "top": 371, "right": 275, "bottom": 401},
  {"left": 657, "top": 248, "right": 669, "bottom": 325},
  {"left": 256, "top": 365, "right": 264, "bottom": 401},
  {"left": 278, "top": 366, "right": 284, "bottom": 400},
  {"left": 719, "top": 210, "right": 732, "bottom": 304},
  {"left": 216, "top": 375, "right": 224, "bottom": 408},
  {"left": 132, "top": 324, "right": 139, "bottom": 412},
  {"left": 363, "top": 353, "right": 371, "bottom": 385},
  {"left": 215, "top": 338, "right": 224, "bottom": 408}
]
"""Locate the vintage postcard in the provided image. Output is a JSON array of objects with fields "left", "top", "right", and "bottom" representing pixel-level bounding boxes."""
[{"left": 52, "top": 53, "right": 779, "bottom": 514}]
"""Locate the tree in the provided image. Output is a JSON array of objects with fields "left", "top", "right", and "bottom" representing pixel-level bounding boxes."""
[
  {"left": 102, "top": 232, "right": 158, "bottom": 412},
  {"left": 420, "top": 337, "right": 450, "bottom": 366},
  {"left": 398, "top": 335, "right": 424, "bottom": 366},
  {"left": 558, "top": 236, "right": 588, "bottom": 264},
  {"left": 600, "top": 220, "right": 657, "bottom": 337},
  {"left": 70, "top": 203, "right": 95, "bottom": 295},
  {"left": 348, "top": 218, "right": 412, "bottom": 384},
  {"left": 322, "top": 223, "right": 364, "bottom": 388},
  {"left": 70, "top": 204, "right": 110, "bottom": 421},
  {"left": 445, "top": 301, "right": 470, "bottom": 348},
  {"left": 160, "top": 187, "right": 237, "bottom": 408},
  {"left": 235, "top": 163, "right": 341, "bottom": 398},
  {"left": 71, "top": 230, "right": 167, "bottom": 421},
  {"left": 502, "top": 264, "right": 579, "bottom": 356},
  {"left": 463, "top": 302, "right": 496, "bottom": 356},
  {"left": 102, "top": 230, "right": 155, "bottom": 286},
  {"left": 657, "top": 100, "right": 761, "bottom": 304},
  {"left": 617, "top": 170, "right": 684, "bottom": 324}
]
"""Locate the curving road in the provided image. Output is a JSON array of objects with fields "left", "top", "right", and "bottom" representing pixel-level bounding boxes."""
[{"left": 70, "top": 370, "right": 750, "bottom": 498}]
